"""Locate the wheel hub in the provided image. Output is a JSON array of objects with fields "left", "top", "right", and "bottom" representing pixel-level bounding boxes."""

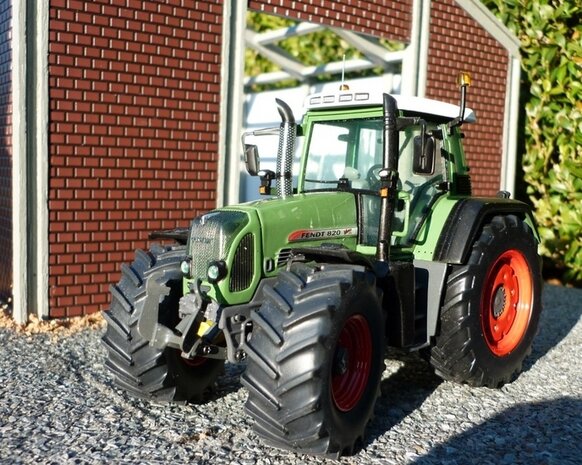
[
  {"left": 481, "top": 249, "right": 534, "bottom": 356},
  {"left": 492, "top": 286, "right": 506, "bottom": 318}
]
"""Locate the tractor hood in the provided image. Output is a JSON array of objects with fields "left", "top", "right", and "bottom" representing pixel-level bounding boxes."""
[
  {"left": 250, "top": 191, "right": 359, "bottom": 271},
  {"left": 184, "top": 191, "right": 359, "bottom": 305}
]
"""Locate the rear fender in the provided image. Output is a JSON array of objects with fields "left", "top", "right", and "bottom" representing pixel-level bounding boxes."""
[{"left": 434, "top": 198, "right": 539, "bottom": 265}]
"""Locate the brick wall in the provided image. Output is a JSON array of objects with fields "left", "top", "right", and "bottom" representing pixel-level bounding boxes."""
[
  {"left": 249, "top": 0, "right": 412, "bottom": 42},
  {"left": 425, "top": 0, "right": 509, "bottom": 196},
  {"left": 0, "top": 0, "right": 11, "bottom": 305},
  {"left": 48, "top": 0, "right": 223, "bottom": 317}
]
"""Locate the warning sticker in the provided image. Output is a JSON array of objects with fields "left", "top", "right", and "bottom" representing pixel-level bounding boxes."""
[{"left": 287, "top": 227, "right": 357, "bottom": 242}]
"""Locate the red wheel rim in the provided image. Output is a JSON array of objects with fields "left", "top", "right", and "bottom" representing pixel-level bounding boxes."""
[
  {"left": 481, "top": 249, "right": 533, "bottom": 356},
  {"left": 331, "top": 314, "right": 372, "bottom": 412}
]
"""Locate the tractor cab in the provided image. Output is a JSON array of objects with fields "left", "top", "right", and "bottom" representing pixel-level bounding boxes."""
[{"left": 243, "top": 88, "right": 476, "bottom": 250}]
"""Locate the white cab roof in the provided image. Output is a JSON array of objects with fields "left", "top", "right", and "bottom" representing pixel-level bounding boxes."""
[{"left": 305, "top": 90, "right": 476, "bottom": 123}]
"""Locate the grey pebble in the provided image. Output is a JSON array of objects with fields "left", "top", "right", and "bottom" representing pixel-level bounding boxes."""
[{"left": 0, "top": 284, "right": 581, "bottom": 465}]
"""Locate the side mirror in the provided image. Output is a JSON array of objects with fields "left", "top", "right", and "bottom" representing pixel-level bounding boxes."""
[
  {"left": 413, "top": 135, "right": 435, "bottom": 175},
  {"left": 244, "top": 144, "right": 260, "bottom": 176}
]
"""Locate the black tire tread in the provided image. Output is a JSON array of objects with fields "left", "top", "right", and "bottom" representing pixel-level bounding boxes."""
[
  {"left": 102, "top": 244, "right": 223, "bottom": 403},
  {"left": 242, "top": 262, "right": 384, "bottom": 457},
  {"left": 430, "top": 215, "right": 542, "bottom": 388}
]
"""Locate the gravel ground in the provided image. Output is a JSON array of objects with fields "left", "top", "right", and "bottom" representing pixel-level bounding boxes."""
[{"left": 1, "top": 284, "right": 581, "bottom": 465}]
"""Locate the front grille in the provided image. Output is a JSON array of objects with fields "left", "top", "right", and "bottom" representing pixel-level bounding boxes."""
[
  {"left": 188, "top": 211, "right": 248, "bottom": 281},
  {"left": 230, "top": 233, "right": 254, "bottom": 292}
]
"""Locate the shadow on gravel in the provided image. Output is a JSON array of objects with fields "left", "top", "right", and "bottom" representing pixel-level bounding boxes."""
[
  {"left": 211, "top": 362, "right": 246, "bottom": 400},
  {"left": 359, "top": 286, "right": 582, "bottom": 456},
  {"left": 411, "top": 397, "right": 582, "bottom": 465},
  {"left": 364, "top": 351, "right": 442, "bottom": 450},
  {"left": 522, "top": 285, "right": 582, "bottom": 373}
]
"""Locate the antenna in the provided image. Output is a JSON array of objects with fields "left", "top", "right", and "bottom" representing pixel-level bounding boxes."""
[{"left": 339, "top": 54, "right": 349, "bottom": 91}]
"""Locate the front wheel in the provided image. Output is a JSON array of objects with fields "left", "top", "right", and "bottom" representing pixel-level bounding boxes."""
[
  {"left": 101, "top": 244, "right": 224, "bottom": 403},
  {"left": 430, "top": 215, "right": 542, "bottom": 387},
  {"left": 241, "top": 262, "right": 385, "bottom": 458}
]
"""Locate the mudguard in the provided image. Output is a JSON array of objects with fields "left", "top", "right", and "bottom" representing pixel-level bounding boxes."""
[
  {"left": 148, "top": 228, "right": 189, "bottom": 244},
  {"left": 434, "top": 197, "right": 539, "bottom": 265}
]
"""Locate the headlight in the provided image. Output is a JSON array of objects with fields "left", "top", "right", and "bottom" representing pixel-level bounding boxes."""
[
  {"left": 207, "top": 260, "right": 227, "bottom": 283},
  {"left": 180, "top": 258, "right": 192, "bottom": 276}
]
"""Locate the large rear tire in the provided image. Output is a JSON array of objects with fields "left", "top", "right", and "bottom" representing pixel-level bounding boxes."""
[
  {"left": 242, "top": 262, "right": 385, "bottom": 457},
  {"left": 430, "top": 215, "right": 542, "bottom": 387},
  {"left": 102, "top": 244, "right": 223, "bottom": 403}
]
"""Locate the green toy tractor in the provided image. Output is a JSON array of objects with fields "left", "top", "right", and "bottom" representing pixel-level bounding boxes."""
[{"left": 102, "top": 74, "right": 542, "bottom": 457}]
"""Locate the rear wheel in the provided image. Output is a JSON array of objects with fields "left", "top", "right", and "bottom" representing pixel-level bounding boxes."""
[
  {"left": 102, "top": 244, "right": 223, "bottom": 403},
  {"left": 430, "top": 215, "right": 542, "bottom": 387},
  {"left": 242, "top": 262, "right": 385, "bottom": 457}
]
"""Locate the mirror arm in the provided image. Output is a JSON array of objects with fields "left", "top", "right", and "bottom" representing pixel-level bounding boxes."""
[{"left": 397, "top": 116, "right": 422, "bottom": 131}]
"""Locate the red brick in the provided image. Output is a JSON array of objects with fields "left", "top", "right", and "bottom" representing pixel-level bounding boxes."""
[{"left": 46, "top": 0, "right": 223, "bottom": 317}]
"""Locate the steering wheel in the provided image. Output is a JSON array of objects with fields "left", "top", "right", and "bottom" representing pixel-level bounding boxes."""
[{"left": 366, "top": 164, "right": 383, "bottom": 190}]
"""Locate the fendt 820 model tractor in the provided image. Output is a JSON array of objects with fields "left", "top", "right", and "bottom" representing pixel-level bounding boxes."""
[{"left": 102, "top": 74, "right": 542, "bottom": 457}]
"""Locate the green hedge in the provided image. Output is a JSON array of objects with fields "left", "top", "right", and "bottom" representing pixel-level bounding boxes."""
[
  {"left": 482, "top": 0, "right": 582, "bottom": 284},
  {"left": 246, "top": 7, "right": 581, "bottom": 283}
]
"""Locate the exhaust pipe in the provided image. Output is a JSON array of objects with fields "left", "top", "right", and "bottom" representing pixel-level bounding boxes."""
[
  {"left": 275, "top": 98, "right": 296, "bottom": 198},
  {"left": 376, "top": 94, "right": 400, "bottom": 262}
]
